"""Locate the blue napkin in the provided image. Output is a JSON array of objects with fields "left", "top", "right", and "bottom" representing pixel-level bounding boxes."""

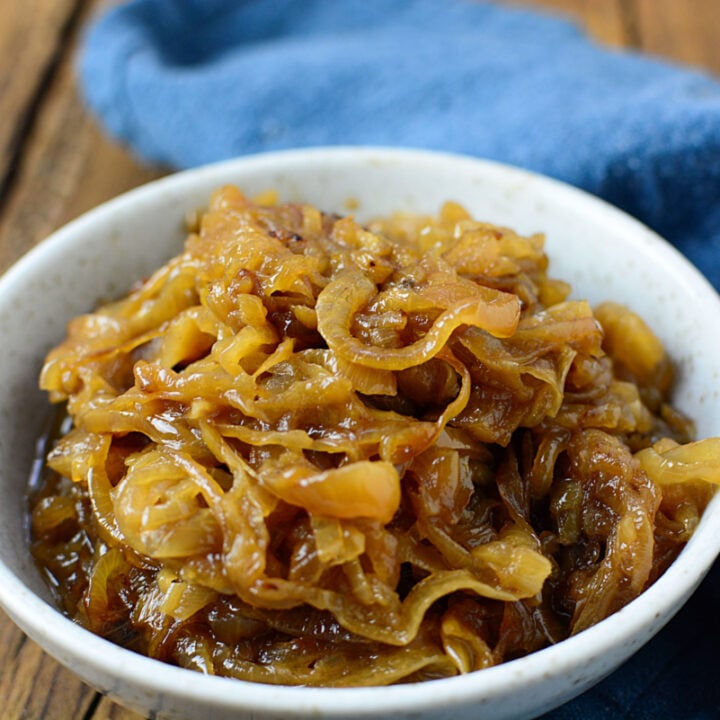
[
  {"left": 78, "top": 1, "right": 720, "bottom": 718},
  {"left": 79, "top": 0, "right": 720, "bottom": 290}
]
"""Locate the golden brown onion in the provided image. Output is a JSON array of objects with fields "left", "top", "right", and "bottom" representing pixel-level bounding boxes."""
[{"left": 29, "top": 189, "right": 716, "bottom": 687}]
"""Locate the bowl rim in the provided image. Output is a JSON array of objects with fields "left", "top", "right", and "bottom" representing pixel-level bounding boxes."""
[{"left": 1, "top": 146, "right": 719, "bottom": 717}]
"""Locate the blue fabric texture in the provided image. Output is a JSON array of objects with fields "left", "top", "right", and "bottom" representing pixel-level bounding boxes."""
[
  {"left": 79, "top": 0, "right": 720, "bottom": 289},
  {"left": 78, "top": 1, "right": 720, "bottom": 717}
]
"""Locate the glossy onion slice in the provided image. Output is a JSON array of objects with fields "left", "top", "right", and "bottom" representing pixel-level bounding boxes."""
[{"left": 30, "top": 187, "right": 716, "bottom": 687}]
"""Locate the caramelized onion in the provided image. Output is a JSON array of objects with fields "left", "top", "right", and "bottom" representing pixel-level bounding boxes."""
[
  {"left": 262, "top": 460, "right": 400, "bottom": 524},
  {"left": 29, "top": 189, "right": 715, "bottom": 687},
  {"left": 317, "top": 271, "right": 521, "bottom": 370},
  {"left": 636, "top": 437, "right": 720, "bottom": 486}
]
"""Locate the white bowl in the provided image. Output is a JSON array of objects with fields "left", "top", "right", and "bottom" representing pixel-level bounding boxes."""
[{"left": 0, "top": 147, "right": 718, "bottom": 720}]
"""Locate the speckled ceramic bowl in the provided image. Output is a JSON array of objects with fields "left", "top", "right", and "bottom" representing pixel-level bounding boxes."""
[{"left": 0, "top": 148, "right": 718, "bottom": 720}]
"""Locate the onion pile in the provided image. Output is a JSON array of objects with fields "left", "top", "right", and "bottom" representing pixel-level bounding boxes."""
[{"left": 30, "top": 187, "right": 718, "bottom": 685}]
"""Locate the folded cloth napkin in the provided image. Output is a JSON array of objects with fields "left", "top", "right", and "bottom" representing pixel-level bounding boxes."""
[
  {"left": 79, "top": 0, "right": 720, "bottom": 289},
  {"left": 78, "top": 1, "right": 720, "bottom": 717}
]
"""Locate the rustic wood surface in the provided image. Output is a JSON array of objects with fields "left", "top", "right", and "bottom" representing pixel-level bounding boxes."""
[{"left": 0, "top": 1, "right": 717, "bottom": 717}]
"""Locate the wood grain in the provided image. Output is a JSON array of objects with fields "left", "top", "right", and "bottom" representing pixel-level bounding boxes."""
[
  {"left": 91, "top": 696, "right": 150, "bottom": 720},
  {"left": 0, "top": 1, "right": 717, "bottom": 718},
  {"left": 511, "top": 0, "right": 631, "bottom": 46},
  {"left": 0, "top": 639, "right": 96, "bottom": 720},
  {"left": 0, "top": 0, "right": 163, "bottom": 274},
  {"left": 0, "top": 0, "right": 81, "bottom": 197},
  {"left": 633, "top": 0, "right": 720, "bottom": 74}
]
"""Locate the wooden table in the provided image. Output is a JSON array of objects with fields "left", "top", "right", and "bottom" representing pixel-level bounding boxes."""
[{"left": 1, "top": 1, "right": 718, "bottom": 717}]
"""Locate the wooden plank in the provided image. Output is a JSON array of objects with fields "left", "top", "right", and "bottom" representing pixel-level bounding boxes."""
[
  {"left": 0, "top": 57, "right": 164, "bottom": 274},
  {"left": 0, "top": 608, "right": 27, "bottom": 670},
  {"left": 0, "top": 635, "right": 96, "bottom": 720},
  {"left": 633, "top": 0, "right": 720, "bottom": 75},
  {"left": 91, "top": 696, "right": 146, "bottom": 720},
  {"left": 0, "top": 0, "right": 80, "bottom": 193},
  {"left": 507, "top": 0, "right": 630, "bottom": 46}
]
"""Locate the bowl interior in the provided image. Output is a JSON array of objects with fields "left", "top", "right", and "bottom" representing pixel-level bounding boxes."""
[{"left": 0, "top": 147, "right": 718, "bottom": 720}]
